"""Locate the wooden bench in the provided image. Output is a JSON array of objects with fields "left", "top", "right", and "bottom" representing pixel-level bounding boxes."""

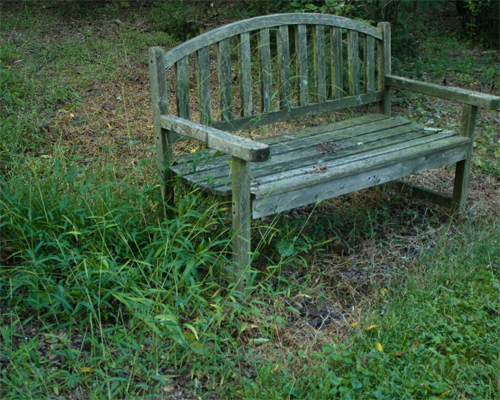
[{"left": 149, "top": 14, "right": 500, "bottom": 291}]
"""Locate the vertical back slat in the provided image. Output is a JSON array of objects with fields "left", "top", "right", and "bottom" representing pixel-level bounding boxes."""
[
  {"left": 377, "top": 22, "right": 391, "bottom": 115},
  {"left": 176, "top": 57, "right": 190, "bottom": 119},
  {"left": 313, "top": 25, "right": 326, "bottom": 103},
  {"left": 259, "top": 28, "right": 272, "bottom": 111},
  {"left": 149, "top": 47, "right": 174, "bottom": 205},
  {"left": 217, "top": 38, "right": 233, "bottom": 121},
  {"left": 365, "top": 35, "right": 375, "bottom": 93},
  {"left": 295, "top": 24, "right": 308, "bottom": 106},
  {"left": 348, "top": 30, "right": 360, "bottom": 96},
  {"left": 277, "top": 25, "right": 291, "bottom": 110},
  {"left": 331, "top": 27, "right": 343, "bottom": 100},
  {"left": 197, "top": 46, "right": 212, "bottom": 125},
  {"left": 239, "top": 32, "right": 252, "bottom": 117}
]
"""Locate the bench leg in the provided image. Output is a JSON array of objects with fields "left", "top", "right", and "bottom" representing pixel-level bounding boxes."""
[
  {"left": 231, "top": 157, "right": 252, "bottom": 293},
  {"left": 149, "top": 47, "right": 175, "bottom": 211},
  {"left": 159, "top": 131, "right": 175, "bottom": 209},
  {"left": 452, "top": 104, "right": 478, "bottom": 214}
]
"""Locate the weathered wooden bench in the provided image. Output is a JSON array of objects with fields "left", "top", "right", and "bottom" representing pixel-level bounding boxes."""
[{"left": 149, "top": 14, "right": 500, "bottom": 291}]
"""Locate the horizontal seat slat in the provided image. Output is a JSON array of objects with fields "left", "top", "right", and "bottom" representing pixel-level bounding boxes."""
[
  {"left": 171, "top": 114, "right": 469, "bottom": 200},
  {"left": 178, "top": 124, "right": 454, "bottom": 193},
  {"left": 174, "top": 114, "right": 390, "bottom": 176},
  {"left": 252, "top": 138, "right": 469, "bottom": 218},
  {"left": 173, "top": 115, "right": 413, "bottom": 180},
  {"left": 180, "top": 126, "right": 438, "bottom": 192},
  {"left": 252, "top": 134, "right": 468, "bottom": 196}
]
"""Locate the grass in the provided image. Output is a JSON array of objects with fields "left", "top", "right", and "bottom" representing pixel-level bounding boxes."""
[
  {"left": 242, "top": 218, "right": 500, "bottom": 399},
  {"left": 1, "top": 2, "right": 500, "bottom": 399}
]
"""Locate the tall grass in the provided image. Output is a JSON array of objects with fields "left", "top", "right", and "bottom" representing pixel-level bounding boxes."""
[{"left": 0, "top": 156, "right": 244, "bottom": 398}]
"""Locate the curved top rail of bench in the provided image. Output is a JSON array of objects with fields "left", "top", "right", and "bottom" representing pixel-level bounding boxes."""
[{"left": 163, "top": 13, "right": 383, "bottom": 67}]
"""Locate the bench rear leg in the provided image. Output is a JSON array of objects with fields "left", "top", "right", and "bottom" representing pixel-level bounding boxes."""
[
  {"left": 231, "top": 156, "right": 252, "bottom": 293},
  {"left": 452, "top": 104, "right": 478, "bottom": 213},
  {"left": 149, "top": 46, "right": 175, "bottom": 210}
]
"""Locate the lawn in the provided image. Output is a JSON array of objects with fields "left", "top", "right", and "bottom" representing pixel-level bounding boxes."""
[{"left": 1, "top": 2, "right": 499, "bottom": 399}]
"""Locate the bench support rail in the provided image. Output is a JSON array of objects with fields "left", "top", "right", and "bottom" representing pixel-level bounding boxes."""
[
  {"left": 393, "top": 181, "right": 453, "bottom": 208},
  {"left": 386, "top": 75, "right": 500, "bottom": 109},
  {"left": 161, "top": 115, "right": 270, "bottom": 162}
]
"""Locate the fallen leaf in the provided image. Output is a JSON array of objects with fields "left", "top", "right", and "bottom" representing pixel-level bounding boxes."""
[
  {"left": 366, "top": 325, "right": 379, "bottom": 332},
  {"left": 380, "top": 288, "right": 388, "bottom": 295},
  {"left": 350, "top": 322, "right": 358, "bottom": 328},
  {"left": 393, "top": 351, "right": 404, "bottom": 357},
  {"left": 307, "top": 165, "right": 327, "bottom": 174},
  {"left": 79, "top": 366, "right": 93, "bottom": 373},
  {"left": 271, "top": 364, "right": 279, "bottom": 374},
  {"left": 315, "top": 141, "right": 341, "bottom": 153},
  {"left": 248, "top": 338, "right": 270, "bottom": 346},
  {"left": 374, "top": 342, "right": 384, "bottom": 353},
  {"left": 438, "top": 389, "right": 451, "bottom": 398}
]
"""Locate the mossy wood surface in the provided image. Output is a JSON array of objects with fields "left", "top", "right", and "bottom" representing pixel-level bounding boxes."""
[
  {"left": 386, "top": 75, "right": 500, "bottom": 109},
  {"left": 170, "top": 113, "right": 470, "bottom": 218}
]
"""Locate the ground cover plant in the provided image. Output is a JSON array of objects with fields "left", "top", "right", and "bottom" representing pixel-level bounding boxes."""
[{"left": 1, "top": 1, "right": 499, "bottom": 399}]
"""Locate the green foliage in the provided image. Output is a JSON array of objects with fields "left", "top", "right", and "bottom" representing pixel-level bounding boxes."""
[
  {"left": 235, "top": 0, "right": 290, "bottom": 17},
  {"left": 149, "top": 1, "right": 202, "bottom": 42},
  {"left": 0, "top": 160, "right": 239, "bottom": 398},
  {"left": 289, "top": 0, "right": 359, "bottom": 17},
  {"left": 242, "top": 220, "right": 500, "bottom": 399},
  {"left": 456, "top": 0, "right": 500, "bottom": 47}
]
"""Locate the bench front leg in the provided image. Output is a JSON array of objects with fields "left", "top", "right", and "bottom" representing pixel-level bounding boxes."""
[
  {"left": 452, "top": 104, "right": 478, "bottom": 213},
  {"left": 231, "top": 156, "right": 252, "bottom": 292},
  {"left": 149, "top": 47, "right": 175, "bottom": 208}
]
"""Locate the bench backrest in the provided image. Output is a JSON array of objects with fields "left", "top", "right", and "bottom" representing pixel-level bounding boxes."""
[{"left": 150, "top": 14, "right": 391, "bottom": 142}]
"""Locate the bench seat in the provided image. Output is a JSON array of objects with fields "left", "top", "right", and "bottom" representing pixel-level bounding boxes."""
[{"left": 172, "top": 113, "right": 470, "bottom": 218}]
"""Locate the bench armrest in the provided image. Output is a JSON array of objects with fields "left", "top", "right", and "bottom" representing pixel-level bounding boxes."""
[
  {"left": 160, "top": 115, "right": 270, "bottom": 162},
  {"left": 385, "top": 75, "right": 500, "bottom": 109}
]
